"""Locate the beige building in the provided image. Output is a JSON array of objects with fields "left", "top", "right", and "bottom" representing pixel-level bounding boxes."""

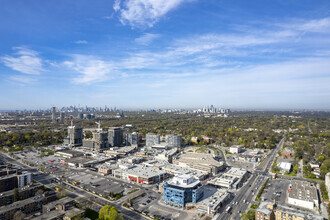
[
  {"left": 256, "top": 201, "right": 323, "bottom": 220},
  {"left": 173, "top": 152, "right": 225, "bottom": 175}
]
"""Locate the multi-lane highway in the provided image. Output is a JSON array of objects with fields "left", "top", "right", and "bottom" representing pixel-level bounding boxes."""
[{"left": 215, "top": 135, "right": 285, "bottom": 220}]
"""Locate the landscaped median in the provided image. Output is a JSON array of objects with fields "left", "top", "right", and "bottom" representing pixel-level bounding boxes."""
[
  {"left": 241, "top": 178, "right": 270, "bottom": 220},
  {"left": 250, "top": 178, "right": 269, "bottom": 209}
]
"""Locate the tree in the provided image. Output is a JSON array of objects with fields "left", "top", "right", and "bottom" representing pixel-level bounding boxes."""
[
  {"left": 292, "top": 164, "right": 299, "bottom": 174},
  {"left": 35, "top": 189, "right": 44, "bottom": 196},
  {"left": 98, "top": 205, "right": 118, "bottom": 220},
  {"left": 56, "top": 190, "right": 67, "bottom": 199},
  {"left": 295, "top": 147, "right": 304, "bottom": 159},
  {"left": 85, "top": 130, "right": 93, "bottom": 139},
  {"left": 14, "top": 188, "right": 19, "bottom": 202},
  {"left": 13, "top": 210, "right": 26, "bottom": 220},
  {"left": 317, "top": 155, "right": 325, "bottom": 163},
  {"left": 241, "top": 210, "right": 255, "bottom": 220},
  {"left": 320, "top": 182, "right": 329, "bottom": 200},
  {"left": 24, "top": 135, "right": 31, "bottom": 142}
]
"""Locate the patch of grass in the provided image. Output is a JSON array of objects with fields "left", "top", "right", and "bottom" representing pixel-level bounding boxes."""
[
  {"left": 250, "top": 203, "right": 259, "bottom": 209},
  {"left": 284, "top": 172, "right": 297, "bottom": 177},
  {"left": 43, "top": 186, "right": 52, "bottom": 191},
  {"left": 130, "top": 193, "right": 146, "bottom": 202},
  {"left": 127, "top": 188, "right": 139, "bottom": 194}
]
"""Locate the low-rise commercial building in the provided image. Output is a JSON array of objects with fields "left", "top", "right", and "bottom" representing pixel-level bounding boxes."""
[
  {"left": 277, "top": 162, "right": 292, "bottom": 173},
  {"left": 173, "top": 152, "right": 225, "bottom": 175},
  {"left": 154, "top": 148, "right": 178, "bottom": 163},
  {"left": 126, "top": 166, "right": 167, "bottom": 184},
  {"left": 194, "top": 186, "right": 229, "bottom": 215},
  {"left": 55, "top": 150, "right": 84, "bottom": 159},
  {"left": 97, "top": 163, "right": 118, "bottom": 175},
  {"left": 287, "top": 181, "right": 319, "bottom": 211},
  {"left": 207, "top": 168, "right": 248, "bottom": 189},
  {"left": 112, "top": 164, "right": 167, "bottom": 184},
  {"left": 143, "top": 160, "right": 208, "bottom": 180},
  {"left": 39, "top": 197, "right": 85, "bottom": 220},
  {"left": 229, "top": 145, "right": 242, "bottom": 154},
  {"left": 207, "top": 174, "right": 238, "bottom": 189},
  {"left": 224, "top": 167, "right": 248, "bottom": 187},
  {"left": 105, "top": 145, "right": 137, "bottom": 156}
]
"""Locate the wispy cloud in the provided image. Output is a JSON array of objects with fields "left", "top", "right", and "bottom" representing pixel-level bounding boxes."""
[
  {"left": 63, "top": 55, "right": 114, "bottom": 84},
  {"left": 297, "top": 17, "right": 330, "bottom": 33},
  {"left": 35, "top": 16, "right": 330, "bottom": 91},
  {"left": 135, "top": 33, "right": 160, "bottom": 45},
  {"left": 75, "top": 40, "right": 88, "bottom": 44},
  {"left": 103, "top": 15, "right": 114, "bottom": 19},
  {"left": 0, "top": 47, "right": 44, "bottom": 75},
  {"left": 9, "top": 75, "right": 37, "bottom": 84},
  {"left": 113, "top": 0, "right": 188, "bottom": 28}
]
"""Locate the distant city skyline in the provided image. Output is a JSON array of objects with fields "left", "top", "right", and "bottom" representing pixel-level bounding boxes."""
[{"left": 1, "top": 0, "right": 330, "bottom": 109}]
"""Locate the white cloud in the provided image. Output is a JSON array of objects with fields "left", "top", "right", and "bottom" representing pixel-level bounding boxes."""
[
  {"left": 75, "top": 40, "right": 88, "bottom": 44},
  {"left": 135, "top": 33, "right": 160, "bottom": 45},
  {"left": 298, "top": 17, "right": 330, "bottom": 33},
  {"left": 64, "top": 55, "right": 114, "bottom": 84},
  {"left": 0, "top": 47, "right": 44, "bottom": 74},
  {"left": 114, "top": 0, "right": 187, "bottom": 28},
  {"left": 113, "top": 0, "right": 121, "bottom": 12}
]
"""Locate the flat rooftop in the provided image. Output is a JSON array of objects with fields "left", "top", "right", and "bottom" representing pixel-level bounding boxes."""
[
  {"left": 0, "top": 196, "right": 43, "bottom": 213},
  {"left": 225, "top": 167, "right": 247, "bottom": 177},
  {"left": 288, "top": 181, "right": 318, "bottom": 202},
  {"left": 56, "top": 150, "right": 83, "bottom": 155},
  {"left": 196, "top": 186, "right": 228, "bottom": 209},
  {"left": 207, "top": 174, "right": 238, "bottom": 185},
  {"left": 43, "top": 197, "right": 73, "bottom": 209},
  {"left": 96, "top": 163, "right": 118, "bottom": 170},
  {"left": 256, "top": 201, "right": 275, "bottom": 215},
  {"left": 257, "top": 202, "right": 323, "bottom": 220},
  {"left": 127, "top": 165, "right": 166, "bottom": 178},
  {"left": 143, "top": 160, "right": 207, "bottom": 178},
  {"left": 66, "top": 157, "right": 91, "bottom": 164},
  {"left": 175, "top": 152, "right": 224, "bottom": 167},
  {"left": 167, "top": 175, "right": 200, "bottom": 188}
]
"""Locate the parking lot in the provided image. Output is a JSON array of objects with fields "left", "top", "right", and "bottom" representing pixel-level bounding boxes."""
[
  {"left": 227, "top": 156, "right": 257, "bottom": 171},
  {"left": 131, "top": 192, "right": 196, "bottom": 220},
  {"left": 66, "top": 171, "right": 129, "bottom": 197},
  {"left": 12, "top": 150, "right": 220, "bottom": 220},
  {"left": 260, "top": 179, "right": 289, "bottom": 204}
]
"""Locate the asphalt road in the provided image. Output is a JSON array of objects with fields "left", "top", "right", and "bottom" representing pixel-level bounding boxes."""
[
  {"left": 0, "top": 152, "right": 149, "bottom": 220},
  {"left": 215, "top": 135, "right": 286, "bottom": 220}
]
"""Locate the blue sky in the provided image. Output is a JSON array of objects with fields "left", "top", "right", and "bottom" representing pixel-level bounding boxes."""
[{"left": 1, "top": 0, "right": 330, "bottom": 110}]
